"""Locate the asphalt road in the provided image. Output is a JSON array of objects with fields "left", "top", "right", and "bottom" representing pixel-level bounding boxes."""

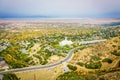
[
  {"left": 0, "top": 39, "right": 106, "bottom": 75},
  {"left": 0, "top": 49, "right": 75, "bottom": 74}
]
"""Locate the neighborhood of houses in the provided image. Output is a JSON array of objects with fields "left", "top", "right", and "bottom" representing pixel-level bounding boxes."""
[{"left": 0, "top": 36, "right": 106, "bottom": 70}]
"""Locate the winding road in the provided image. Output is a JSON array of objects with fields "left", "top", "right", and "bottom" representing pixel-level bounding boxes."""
[
  {"left": 0, "top": 39, "right": 106, "bottom": 75},
  {"left": 0, "top": 49, "right": 75, "bottom": 75}
]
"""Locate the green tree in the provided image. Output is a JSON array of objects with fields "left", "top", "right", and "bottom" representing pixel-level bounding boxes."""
[
  {"left": 102, "top": 58, "right": 112, "bottom": 63},
  {"left": 85, "top": 61, "right": 102, "bottom": 69},
  {"left": 2, "top": 73, "right": 20, "bottom": 80},
  {"left": 111, "top": 50, "right": 120, "bottom": 56},
  {"left": 77, "top": 62, "right": 84, "bottom": 67},
  {"left": 67, "top": 64, "right": 77, "bottom": 71}
]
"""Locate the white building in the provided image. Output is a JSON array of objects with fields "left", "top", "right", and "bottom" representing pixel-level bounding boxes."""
[{"left": 59, "top": 37, "right": 73, "bottom": 46}]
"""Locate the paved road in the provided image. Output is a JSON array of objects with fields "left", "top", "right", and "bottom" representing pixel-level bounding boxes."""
[
  {"left": 0, "top": 39, "right": 106, "bottom": 75},
  {"left": 0, "top": 49, "right": 75, "bottom": 74}
]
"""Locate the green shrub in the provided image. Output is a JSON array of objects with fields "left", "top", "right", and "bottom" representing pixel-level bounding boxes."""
[
  {"left": 99, "top": 77, "right": 105, "bottom": 80},
  {"left": 97, "top": 53, "right": 102, "bottom": 56},
  {"left": 25, "top": 57, "right": 33, "bottom": 62},
  {"left": 29, "top": 61, "right": 36, "bottom": 65},
  {"left": 102, "top": 58, "right": 112, "bottom": 63},
  {"left": 2, "top": 73, "right": 20, "bottom": 80},
  {"left": 111, "top": 50, "right": 120, "bottom": 56},
  {"left": 9, "top": 62, "right": 28, "bottom": 68},
  {"left": 112, "top": 45, "right": 116, "bottom": 48},
  {"left": 90, "top": 55, "right": 101, "bottom": 61},
  {"left": 41, "top": 60, "right": 48, "bottom": 65},
  {"left": 67, "top": 64, "right": 77, "bottom": 71},
  {"left": 57, "top": 53, "right": 65, "bottom": 57},
  {"left": 85, "top": 61, "right": 102, "bottom": 69},
  {"left": 77, "top": 62, "right": 84, "bottom": 67}
]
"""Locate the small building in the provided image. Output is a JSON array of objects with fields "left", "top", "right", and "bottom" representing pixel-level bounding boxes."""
[
  {"left": 0, "top": 45, "right": 7, "bottom": 52},
  {"left": 59, "top": 37, "right": 73, "bottom": 46},
  {"left": 21, "top": 48, "right": 27, "bottom": 54},
  {"left": 0, "top": 75, "right": 3, "bottom": 80},
  {"left": 0, "top": 57, "right": 9, "bottom": 70}
]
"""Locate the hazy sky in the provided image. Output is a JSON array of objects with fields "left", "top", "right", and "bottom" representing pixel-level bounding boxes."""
[{"left": 0, "top": 0, "right": 120, "bottom": 18}]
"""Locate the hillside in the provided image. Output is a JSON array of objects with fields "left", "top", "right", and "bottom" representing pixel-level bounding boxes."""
[
  {"left": 70, "top": 36, "right": 120, "bottom": 70},
  {"left": 57, "top": 36, "right": 120, "bottom": 80}
]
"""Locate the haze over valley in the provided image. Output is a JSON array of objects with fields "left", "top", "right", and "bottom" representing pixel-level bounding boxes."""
[{"left": 0, "top": 0, "right": 120, "bottom": 80}]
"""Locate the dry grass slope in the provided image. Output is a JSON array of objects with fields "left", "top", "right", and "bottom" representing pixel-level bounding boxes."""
[{"left": 70, "top": 36, "right": 120, "bottom": 71}]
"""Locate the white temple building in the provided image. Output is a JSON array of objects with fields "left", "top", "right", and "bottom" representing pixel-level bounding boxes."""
[{"left": 59, "top": 37, "right": 73, "bottom": 46}]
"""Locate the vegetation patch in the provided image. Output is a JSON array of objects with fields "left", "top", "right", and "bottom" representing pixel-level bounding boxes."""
[
  {"left": 2, "top": 73, "right": 20, "bottom": 80},
  {"left": 90, "top": 55, "right": 101, "bottom": 61},
  {"left": 111, "top": 50, "right": 120, "bottom": 56},
  {"left": 67, "top": 64, "right": 77, "bottom": 71},
  {"left": 85, "top": 61, "right": 102, "bottom": 69},
  {"left": 102, "top": 58, "right": 112, "bottom": 63},
  {"left": 76, "top": 62, "right": 84, "bottom": 67}
]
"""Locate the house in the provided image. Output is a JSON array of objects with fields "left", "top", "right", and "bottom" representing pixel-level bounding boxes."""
[
  {"left": 21, "top": 48, "right": 27, "bottom": 54},
  {"left": 0, "top": 45, "right": 7, "bottom": 52},
  {"left": 0, "top": 57, "right": 9, "bottom": 70}
]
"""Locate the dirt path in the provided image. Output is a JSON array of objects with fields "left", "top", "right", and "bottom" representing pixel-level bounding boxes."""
[{"left": 29, "top": 43, "right": 41, "bottom": 63}]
